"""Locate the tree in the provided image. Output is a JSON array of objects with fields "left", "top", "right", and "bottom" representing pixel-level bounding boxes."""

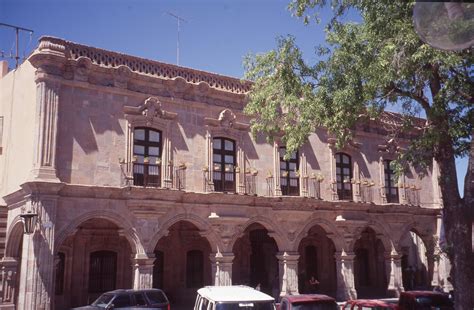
[{"left": 243, "top": 1, "right": 473, "bottom": 308}]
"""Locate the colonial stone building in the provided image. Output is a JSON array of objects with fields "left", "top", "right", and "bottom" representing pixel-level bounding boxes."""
[{"left": 0, "top": 37, "right": 450, "bottom": 309}]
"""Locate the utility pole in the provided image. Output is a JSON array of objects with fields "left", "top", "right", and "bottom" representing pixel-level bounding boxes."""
[
  {"left": 166, "top": 12, "right": 188, "bottom": 66},
  {"left": 0, "top": 22, "right": 34, "bottom": 68}
]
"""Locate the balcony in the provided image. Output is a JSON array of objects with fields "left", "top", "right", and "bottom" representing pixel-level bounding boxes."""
[{"left": 133, "top": 163, "right": 161, "bottom": 187}]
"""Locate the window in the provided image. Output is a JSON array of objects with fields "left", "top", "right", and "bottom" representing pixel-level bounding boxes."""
[
  {"left": 186, "top": 250, "right": 204, "bottom": 288},
  {"left": 55, "top": 252, "right": 65, "bottom": 295},
  {"left": 213, "top": 137, "right": 236, "bottom": 192},
  {"left": 88, "top": 251, "right": 117, "bottom": 293},
  {"left": 336, "top": 153, "right": 352, "bottom": 200},
  {"left": 384, "top": 160, "right": 399, "bottom": 203},
  {"left": 112, "top": 294, "right": 132, "bottom": 308},
  {"left": 133, "top": 127, "right": 162, "bottom": 187},
  {"left": 133, "top": 293, "right": 147, "bottom": 306},
  {"left": 279, "top": 147, "right": 299, "bottom": 196}
]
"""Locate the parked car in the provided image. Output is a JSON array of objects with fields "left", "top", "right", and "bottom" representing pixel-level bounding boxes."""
[
  {"left": 72, "top": 288, "right": 170, "bottom": 309},
  {"left": 194, "top": 285, "right": 276, "bottom": 310},
  {"left": 398, "top": 291, "right": 453, "bottom": 310},
  {"left": 277, "top": 294, "right": 339, "bottom": 310},
  {"left": 342, "top": 299, "right": 398, "bottom": 310}
]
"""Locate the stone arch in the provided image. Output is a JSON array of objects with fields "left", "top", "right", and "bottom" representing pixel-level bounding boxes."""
[
  {"left": 5, "top": 217, "right": 25, "bottom": 258},
  {"left": 147, "top": 213, "right": 220, "bottom": 253},
  {"left": 229, "top": 216, "right": 286, "bottom": 251},
  {"left": 54, "top": 210, "right": 144, "bottom": 255},
  {"left": 397, "top": 221, "right": 434, "bottom": 253},
  {"left": 348, "top": 219, "right": 393, "bottom": 253},
  {"left": 293, "top": 217, "right": 345, "bottom": 252}
]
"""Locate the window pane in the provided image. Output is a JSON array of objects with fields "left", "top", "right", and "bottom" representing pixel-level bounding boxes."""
[
  {"left": 343, "top": 168, "right": 350, "bottom": 176},
  {"left": 213, "top": 154, "right": 221, "bottom": 163},
  {"left": 279, "top": 148, "right": 286, "bottom": 157},
  {"left": 134, "top": 145, "right": 145, "bottom": 155},
  {"left": 289, "top": 163, "right": 297, "bottom": 171},
  {"left": 146, "top": 291, "right": 167, "bottom": 304},
  {"left": 280, "top": 162, "right": 287, "bottom": 169},
  {"left": 224, "top": 155, "right": 234, "bottom": 164},
  {"left": 149, "top": 146, "right": 160, "bottom": 156},
  {"left": 224, "top": 140, "right": 234, "bottom": 151},
  {"left": 112, "top": 295, "right": 131, "bottom": 307},
  {"left": 290, "top": 152, "right": 297, "bottom": 160},
  {"left": 133, "top": 293, "right": 147, "bottom": 306},
  {"left": 149, "top": 130, "right": 160, "bottom": 142},
  {"left": 281, "top": 178, "right": 288, "bottom": 186},
  {"left": 213, "top": 138, "right": 222, "bottom": 150},
  {"left": 134, "top": 129, "right": 145, "bottom": 140},
  {"left": 343, "top": 155, "right": 350, "bottom": 164},
  {"left": 336, "top": 154, "right": 341, "bottom": 163}
]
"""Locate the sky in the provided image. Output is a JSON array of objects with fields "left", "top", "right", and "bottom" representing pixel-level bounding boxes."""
[{"left": 0, "top": 0, "right": 468, "bottom": 196}]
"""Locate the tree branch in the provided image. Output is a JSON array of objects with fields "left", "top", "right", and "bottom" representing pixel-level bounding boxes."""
[{"left": 389, "top": 83, "right": 431, "bottom": 112}]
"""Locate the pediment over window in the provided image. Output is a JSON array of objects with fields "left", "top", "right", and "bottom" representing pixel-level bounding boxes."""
[
  {"left": 204, "top": 108, "right": 249, "bottom": 131},
  {"left": 123, "top": 97, "right": 177, "bottom": 123}
]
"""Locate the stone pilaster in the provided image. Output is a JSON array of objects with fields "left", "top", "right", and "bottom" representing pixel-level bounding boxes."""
[
  {"left": 353, "top": 161, "right": 361, "bottom": 202},
  {"left": 328, "top": 147, "right": 339, "bottom": 201},
  {"left": 205, "top": 130, "right": 214, "bottom": 192},
  {"left": 31, "top": 80, "right": 61, "bottom": 181},
  {"left": 132, "top": 254, "right": 156, "bottom": 289},
  {"left": 379, "top": 156, "right": 388, "bottom": 204},
  {"left": 300, "top": 153, "right": 308, "bottom": 197},
  {"left": 385, "top": 251, "right": 404, "bottom": 297},
  {"left": 273, "top": 142, "right": 282, "bottom": 196},
  {"left": 237, "top": 147, "right": 246, "bottom": 194},
  {"left": 277, "top": 252, "right": 299, "bottom": 296},
  {"left": 0, "top": 257, "right": 19, "bottom": 308},
  {"left": 17, "top": 197, "right": 57, "bottom": 310},
  {"left": 210, "top": 252, "right": 234, "bottom": 286},
  {"left": 162, "top": 135, "right": 173, "bottom": 188},
  {"left": 335, "top": 251, "right": 357, "bottom": 301},
  {"left": 399, "top": 173, "right": 407, "bottom": 204}
]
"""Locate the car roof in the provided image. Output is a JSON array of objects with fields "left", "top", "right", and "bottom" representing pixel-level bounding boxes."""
[
  {"left": 401, "top": 291, "right": 449, "bottom": 297},
  {"left": 283, "top": 294, "right": 336, "bottom": 303},
  {"left": 197, "top": 286, "right": 275, "bottom": 302},
  {"left": 346, "top": 299, "right": 396, "bottom": 307},
  {"left": 105, "top": 288, "right": 166, "bottom": 294}
]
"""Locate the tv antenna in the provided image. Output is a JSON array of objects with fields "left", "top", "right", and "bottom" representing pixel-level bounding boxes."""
[
  {"left": 0, "top": 22, "right": 34, "bottom": 68},
  {"left": 166, "top": 12, "right": 188, "bottom": 66}
]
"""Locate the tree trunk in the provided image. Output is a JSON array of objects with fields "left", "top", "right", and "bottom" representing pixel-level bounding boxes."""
[{"left": 435, "top": 139, "right": 473, "bottom": 310}]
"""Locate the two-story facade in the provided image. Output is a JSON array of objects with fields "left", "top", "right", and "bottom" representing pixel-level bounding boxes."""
[{"left": 0, "top": 37, "right": 451, "bottom": 310}]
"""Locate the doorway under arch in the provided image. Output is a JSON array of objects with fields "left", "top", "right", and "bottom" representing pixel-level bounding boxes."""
[
  {"left": 400, "top": 230, "right": 430, "bottom": 290},
  {"left": 353, "top": 227, "right": 387, "bottom": 298},
  {"left": 153, "top": 221, "right": 212, "bottom": 308},
  {"left": 55, "top": 218, "right": 133, "bottom": 309},
  {"left": 232, "top": 223, "right": 279, "bottom": 298},
  {"left": 297, "top": 225, "right": 337, "bottom": 297}
]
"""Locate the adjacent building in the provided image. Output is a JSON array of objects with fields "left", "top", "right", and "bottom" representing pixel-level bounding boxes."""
[{"left": 0, "top": 37, "right": 451, "bottom": 309}]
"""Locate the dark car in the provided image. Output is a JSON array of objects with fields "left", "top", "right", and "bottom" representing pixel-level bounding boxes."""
[
  {"left": 277, "top": 294, "right": 338, "bottom": 310},
  {"left": 398, "top": 291, "right": 453, "bottom": 310},
  {"left": 342, "top": 299, "right": 398, "bottom": 310},
  {"left": 72, "top": 288, "right": 170, "bottom": 310}
]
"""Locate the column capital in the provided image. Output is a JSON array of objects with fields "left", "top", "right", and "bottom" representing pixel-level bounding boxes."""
[
  {"left": 335, "top": 251, "right": 356, "bottom": 261},
  {"left": 276, "top": 251, "right": 300, "bottom": 261},
  {"left": 210, "top": 252, "right": 234, "bottom": 264},
  {"left": 132, "top": 254, "right": 156, "bottom": 266}
]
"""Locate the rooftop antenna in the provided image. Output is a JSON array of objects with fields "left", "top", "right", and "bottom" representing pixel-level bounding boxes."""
[
  {"left": 166, "top": 12, "right": 188, "bottom": 66},
  {"left": 0, "top": 22, "right": 34, "bottom": 68}
]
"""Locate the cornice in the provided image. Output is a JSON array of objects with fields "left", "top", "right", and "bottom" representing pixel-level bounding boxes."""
[{"left": 28, "top": 36, "right": 251, "bottom": 99}]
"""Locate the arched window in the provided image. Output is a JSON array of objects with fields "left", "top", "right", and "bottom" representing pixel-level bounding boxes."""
[
  {"left": 384, "top": 160, "right": 399, "bottom": 203},
  {"left": 279, "top": 147, "right": 299, "bottom": 196},
  {"left": 88, "top": 251, "right": 117, "bottom": 293},
  {"left": 133, "top": 127, "right": 162, "bottom": 187},
  {"left": 336, "top": 153, "right": 352, "bottom": 200},
  {"left": 55, "top": 252, "right": 65, "bottom": 295},
  {"left": 213, "top": 137, "right": 236, "bottom": 192},
  {"left": 186, "top": 250, "right": 204, "bottom": 288}
]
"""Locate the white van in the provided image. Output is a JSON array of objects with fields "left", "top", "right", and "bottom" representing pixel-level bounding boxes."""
[{"left": 194, "top": 286, "right": 276, "bottom": 310}]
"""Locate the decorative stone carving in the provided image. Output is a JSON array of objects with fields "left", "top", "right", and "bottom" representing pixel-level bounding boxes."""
[
  {"left": 74, "top": 56, "right": 92, "bottom": 82},
  {"left": 113, "top": 65, "right": 132, "bottom": 88}
]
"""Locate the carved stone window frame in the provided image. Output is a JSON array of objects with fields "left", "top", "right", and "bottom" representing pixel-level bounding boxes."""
[
  {"left": 204, "top": 109, "right": 249, "bottom": 194},
  {"left": 271, "top": 142, "right": 308, "bottom": 197},
  {"left": 328, "top": 138, "right": 362, "bottom": 202},
  {"left": 124, "top": 97, "right": 177, "bottom": 188},
  {"left": 378, "top": 141, "right": 406, "bottom": 204}
]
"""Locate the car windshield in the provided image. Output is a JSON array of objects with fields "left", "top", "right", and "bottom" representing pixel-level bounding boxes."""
[
  {"left": 292, "top": 301, "right": 338, "bottom": 310},
  {"left": 92, "top": 294, "right": 114, "bottom": 307},
  {"left": 216, "top": 301, "right": 274, "bottom": 310}
]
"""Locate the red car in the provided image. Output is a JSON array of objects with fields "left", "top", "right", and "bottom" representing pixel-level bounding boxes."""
[
  {"left": 277, "top": 294, "right": 339, "bottom": 310},
  {"left": 398, "top": 291, "right": 453, "bottom": 310},
  {"left": 342, "top": 299, "right": 398, "bottom": 310}
]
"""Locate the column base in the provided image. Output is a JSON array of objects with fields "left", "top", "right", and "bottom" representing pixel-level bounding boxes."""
[
  {"left": 0, "top": 303, "right": 15, "bottom": 310},
  {"left": 30, "top": 167, "right": 60, "bottom": 182}
]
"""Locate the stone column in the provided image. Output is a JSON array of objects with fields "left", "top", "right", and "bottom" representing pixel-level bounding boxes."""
[
  {"left": 0, "top": 257, "right": 19, "bottom": 308},
  {"left": 132, "top": 254, "right": 156, "bottom": 289},
  {"left": 277, "top": 252, "right": 299, "bottom": 297},
  {"left": 31, "top": 79, "right": 60, "bottom": 181},
  {"left": 210, "top": 252, "right": 234, "bottom": 286},
  {"left": 385, "top": 251, "right": 404, "bottom": 297},
  {"left": 335, "top": 251, "right": 357, "bottom": 301},
  {"left": 17, "top": 197, "right": 57, "bottom": 310}
]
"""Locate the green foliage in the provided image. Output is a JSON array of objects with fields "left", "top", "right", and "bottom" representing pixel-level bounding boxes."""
[{"left": 244, "top": 0, "right": 473, "bottom": 168}]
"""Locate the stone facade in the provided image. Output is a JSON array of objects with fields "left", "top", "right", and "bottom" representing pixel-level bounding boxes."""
[{"left": 0, "top": 37, "right": 451, "bottom": 309}]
